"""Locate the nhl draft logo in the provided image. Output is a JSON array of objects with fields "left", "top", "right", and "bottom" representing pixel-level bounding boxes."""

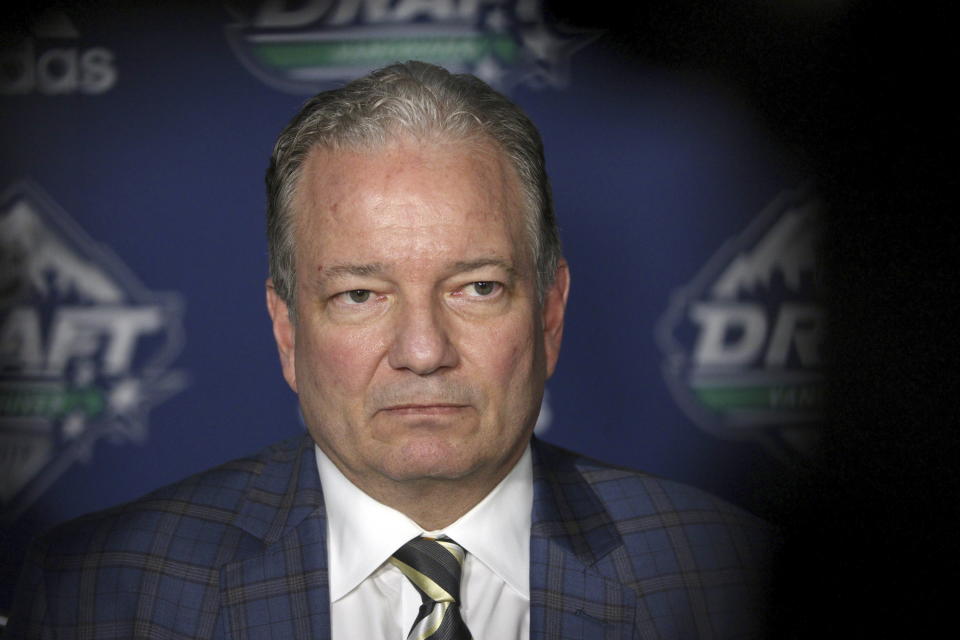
[
  {"left": 656, "top": 189, "right": 823, "bottom": 459},
  {"left": 0, "top": 182, "right": 184, "bottom": 521},
  {"left": 224, "top": 0, "right": 594, "bottom": 93}
]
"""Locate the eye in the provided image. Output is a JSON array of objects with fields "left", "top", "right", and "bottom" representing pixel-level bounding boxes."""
[
  {"left": 467, "top": 281, "right": 501, "bottom": 297},
  {"left": 343, "top": 289, "right": 372, "bottom": 304}
]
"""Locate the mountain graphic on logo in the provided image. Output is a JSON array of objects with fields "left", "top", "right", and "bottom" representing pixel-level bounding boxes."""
[
  {"left": 710, "top": 206, "right": 819, "bottom": 300},
  {"left": 0, "top": 199, "right": 124, "bottom": 304}
]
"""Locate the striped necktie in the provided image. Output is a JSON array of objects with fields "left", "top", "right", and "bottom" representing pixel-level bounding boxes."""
[{"left": 389, "top": 536, "right": 473, "bottom": 640}]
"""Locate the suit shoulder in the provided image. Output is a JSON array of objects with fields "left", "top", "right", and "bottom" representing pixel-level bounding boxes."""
[
  {"left": 36, "top": 435, "right": 307, "bottom": 562},
  {"left": 534, "top": 438, "right": 776, "bottom": 542},
  {"left": 533, "top": 439, "right": 777, "bottom": 635},
  {"left": 6, "top": 437, "right": 311, "bottom": 637}
]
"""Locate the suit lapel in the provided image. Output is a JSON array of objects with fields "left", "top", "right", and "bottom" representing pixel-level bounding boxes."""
[
  {"left": 219, "top": 435, "right": 332, "bottom": 639},
  {"left": 211, "top": 436, "right": 641, "bottom": 639},
  {"left": 529, "top": 439, "right": 639, "bottom": 640}
]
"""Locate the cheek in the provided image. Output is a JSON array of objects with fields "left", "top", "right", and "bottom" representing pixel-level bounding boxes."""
[
  {"left": 476, "top": 319, "right": 539, "bottom": 387},
  {"left": 296, "top": 325, "right": 386, "bottom": 398}
]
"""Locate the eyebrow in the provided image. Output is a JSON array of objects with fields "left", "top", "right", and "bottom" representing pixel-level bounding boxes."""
[
  {"left": 316, "top": 258, "right": 521, "bottom": 286},
  {"left": 321, "top": 263, "right": 386, "bottom": 281},
  {"left": 450, "top": 258, "right": 519, "bottom": 279},
  {"left": 323, "top": 258, "right": 517, "bottom": 278}
]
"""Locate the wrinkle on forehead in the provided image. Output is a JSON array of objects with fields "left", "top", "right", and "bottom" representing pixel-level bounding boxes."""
[
  {"left": 297, "top": 135, "right": 520, "bottom": 225},
  {"left": 291, "top": 135, "right": 535, "bottom": 299}
]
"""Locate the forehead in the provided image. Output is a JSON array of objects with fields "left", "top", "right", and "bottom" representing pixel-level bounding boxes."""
[{"left": 292, "top": 137, "right": 530, "bottom": 267}]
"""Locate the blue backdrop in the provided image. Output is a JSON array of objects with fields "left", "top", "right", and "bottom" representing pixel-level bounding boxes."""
[{"left": 1, "top": 0, "right": 824, "bottom": 616}]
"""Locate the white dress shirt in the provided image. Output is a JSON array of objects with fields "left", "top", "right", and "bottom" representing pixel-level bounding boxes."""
[{"left": 315, "top": 445, "right": 532, "bottom": 640}]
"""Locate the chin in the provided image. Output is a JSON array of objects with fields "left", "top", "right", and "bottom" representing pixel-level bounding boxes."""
[{"left": 381, "top": 438, "right": 479, "bottom": 481}]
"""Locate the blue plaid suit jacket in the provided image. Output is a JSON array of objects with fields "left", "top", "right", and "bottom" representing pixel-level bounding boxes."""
[{"left": 9, "top": 435, "right": 774, "bottom": 639}]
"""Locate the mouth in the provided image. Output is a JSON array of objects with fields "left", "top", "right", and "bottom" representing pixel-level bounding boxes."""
[{"left": 381, "top": 404, "right": 469, "bottom": 415}]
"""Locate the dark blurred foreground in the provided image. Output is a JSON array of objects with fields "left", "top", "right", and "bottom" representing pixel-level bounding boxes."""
[{"left": 546, "top": 1, "right": 958, "bottom": 636}]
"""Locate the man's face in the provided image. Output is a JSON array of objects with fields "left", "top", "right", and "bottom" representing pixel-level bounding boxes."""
[{"left": 267, "top": 137, "right": 568, "bottom": 495}]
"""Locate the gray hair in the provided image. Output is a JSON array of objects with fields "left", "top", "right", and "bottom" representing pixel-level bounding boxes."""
[{"left": 265, "top": 61, "right": 561, "bottom": 312}]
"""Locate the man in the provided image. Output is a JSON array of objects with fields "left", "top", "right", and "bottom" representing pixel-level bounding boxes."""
[{"left": 9, "top": 62, "right": 774, "bottom": 639}]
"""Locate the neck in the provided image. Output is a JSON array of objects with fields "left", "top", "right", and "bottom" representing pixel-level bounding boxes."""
[
  {"left": 332, "top": 450, "right": 526, "bottom": 531},
  {"left": 376, "top": 480, "right": 493, "bottom": 530}
]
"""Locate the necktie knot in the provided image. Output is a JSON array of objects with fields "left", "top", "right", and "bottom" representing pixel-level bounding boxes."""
[{"left": 389, "top": 536, "right": 472, "bottom": 640}]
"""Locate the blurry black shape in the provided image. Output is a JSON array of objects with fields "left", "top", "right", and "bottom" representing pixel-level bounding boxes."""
[{"left": 546, "top": 1, "right": 957, "bottom": 636}]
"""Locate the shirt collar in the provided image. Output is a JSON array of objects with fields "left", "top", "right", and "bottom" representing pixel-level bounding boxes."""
[{"left": 316, "top": 444, "right": 532, "bottom": 602}]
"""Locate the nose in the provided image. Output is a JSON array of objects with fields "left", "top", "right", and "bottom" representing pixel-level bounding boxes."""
[{"left": 387, "top": 297, "right": 459, "bottom": 375}]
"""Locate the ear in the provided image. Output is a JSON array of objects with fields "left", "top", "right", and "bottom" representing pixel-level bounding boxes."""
[
  {"left": 542, "top": 259, "right": 570, "bottom": 379},
  {"left": 266, "top": 279, "right": 298, "bottom": 393}
]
